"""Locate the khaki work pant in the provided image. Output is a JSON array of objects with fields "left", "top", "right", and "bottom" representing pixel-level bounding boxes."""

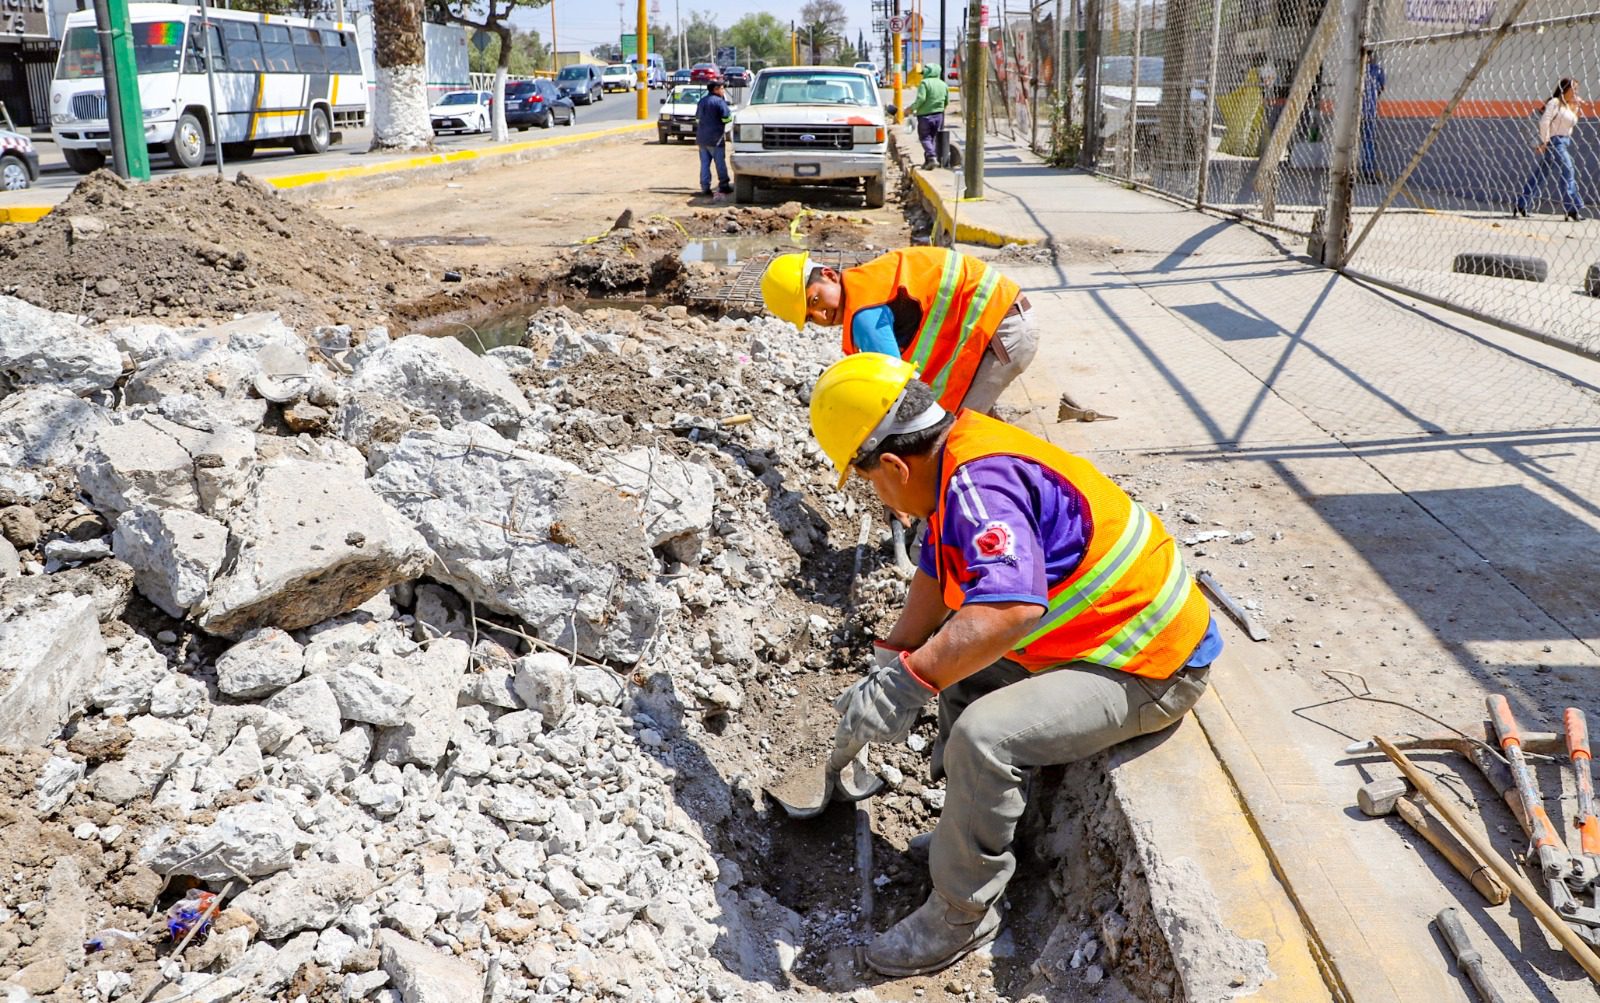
[
  {"left": 960, "top": 305, "right": 1039, "bottom": 416},
  {"left": 928, "top": 659, "right": 1209, "bottom": 910}
]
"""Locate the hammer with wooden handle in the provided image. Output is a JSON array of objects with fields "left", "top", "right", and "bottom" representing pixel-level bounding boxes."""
[{"left": 1358, "top": 778, "right": 1510, "bottom": 906}]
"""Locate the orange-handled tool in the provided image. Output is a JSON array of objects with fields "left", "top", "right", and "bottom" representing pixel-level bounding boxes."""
[
  {"left": 1487, "top": 695, "right": 1565, "bottom": 874},
  {"left": 1566, "top": 708, "right": 1600, "bottom": 859}
]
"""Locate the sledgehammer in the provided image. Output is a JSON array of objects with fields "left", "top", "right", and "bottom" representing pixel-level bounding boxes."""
[{"left": 1358, "top": 778, "right": 1510, "bottom": 905}]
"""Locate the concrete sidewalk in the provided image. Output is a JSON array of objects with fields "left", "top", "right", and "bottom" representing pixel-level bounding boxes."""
[{"left": 971, "top": 135, "right": 1600, "bottom": 1001}]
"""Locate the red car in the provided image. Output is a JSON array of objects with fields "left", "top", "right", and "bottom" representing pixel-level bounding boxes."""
[{"left": 690, "top": 62, "right": 722, "bottom": 83}]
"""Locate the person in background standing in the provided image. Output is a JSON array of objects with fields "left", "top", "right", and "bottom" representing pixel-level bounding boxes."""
[
  {"left": 1359, "top": 58, "right": 1386, "bottom": 181},
  {"left": 1514, "top": 78, "right": 1586, "bottom": 221},
  {"left": 906, "top": 64, "right": 950, "bottom": 170},
  {"left": 695, "top": 79, "right": 734, "bottom": 200}
]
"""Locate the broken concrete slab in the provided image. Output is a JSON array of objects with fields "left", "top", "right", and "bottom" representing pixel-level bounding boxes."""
[
  {"left": 374, "top": 639, "right": 469, "bottom": 769},
  {"left": 77, "top": 415, "right": 204, "bottom": 518},
  {"left": 378, "top": 930, "right": 484, "bottom": 1003},
  {"left": 123, "top": 356, "right": 267, "bottom": 433},
  {"left": 511, "top": 653, "right": 574, "bottom": 726},
  {"left": 595, "top": 446, "right": 716, "bottom": 563},
  {"left": 348, "top": 335, "right": 531, "bottom": 434},
  {"left": 230, "top": 861, "right": 377, "bottom": 940},
  {"left": 0, "top": 295, "right": 123, "bottom": 397},
  {"left": 0, "top": 389, "right": 110, "bottom": 474},
  {"left": 264, "top": 675, "right": 343, "bottom": 746},
  {"left": 88, "top": 633, "right": 169, "bottom": 716},
  {"left": 112, "top": 505, "right": 229, "bottom": 618},
  {"left": 0, "top": 591, "right": 104, "bottom": 747},
  {"left": 369, "top": 424, "right": 674, "bottom": 662},
  {"left": 198, "top": 459, "right": 432, "bottom": 639},
  {"left": 215, "top": 627, "right": 305, "bottom": 700},
  {"left": 140, "top": 800, "right": 308, "bottom": 881},
  {"left": 324, "top": 663, "right": 414, "bottom": 727}
]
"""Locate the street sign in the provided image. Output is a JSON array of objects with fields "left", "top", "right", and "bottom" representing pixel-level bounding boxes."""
[{"left": 887, "top": 14, "right": 905, "bottom": 33}]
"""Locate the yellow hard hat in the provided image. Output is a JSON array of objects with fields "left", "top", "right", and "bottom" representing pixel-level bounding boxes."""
[
  {"left": 760, "top": 252, "right": 811, "bottom": 330},
  {"left": 810, "top": 353, "right": 944, "bottom": 488}
]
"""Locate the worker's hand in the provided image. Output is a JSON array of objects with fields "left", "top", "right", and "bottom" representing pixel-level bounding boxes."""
[{"left": 833, "top": 649, "right": 937, "bottom": 747}]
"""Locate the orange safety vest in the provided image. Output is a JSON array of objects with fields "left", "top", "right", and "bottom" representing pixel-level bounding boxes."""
[
  {"left": 927, "top": 412, "right": 1211, "bottom": 679},
  {"left": 839, "top": 248, "right": 1020, "bottom": 412}
]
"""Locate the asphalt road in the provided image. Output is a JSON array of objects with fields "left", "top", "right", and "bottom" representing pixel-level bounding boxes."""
[{"left": 21, "top": 85, "right": 664, "bottom": 197}]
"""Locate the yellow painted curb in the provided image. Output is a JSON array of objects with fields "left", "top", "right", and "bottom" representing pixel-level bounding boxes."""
[
  {"left": 267, "top": 121, "right": 654, "bottom": 191},
  {"left": 0, "top": 205, "right": 54, "bottom": 224},
  {"left": 907, "top": 165, "right": 1038, "bottom": 248}
]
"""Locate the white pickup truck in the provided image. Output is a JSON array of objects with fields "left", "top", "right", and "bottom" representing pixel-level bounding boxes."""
[{"left": 728, "top": 66, "right": 891, "bottom": 208}]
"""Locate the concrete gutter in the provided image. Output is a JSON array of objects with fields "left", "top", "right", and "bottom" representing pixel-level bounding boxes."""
[
  {"left": 888, "top": 130, "right": 1043, "bottom": 248},
  {"left": 0, "top": 121, "right": 653, "bottom": 223}
]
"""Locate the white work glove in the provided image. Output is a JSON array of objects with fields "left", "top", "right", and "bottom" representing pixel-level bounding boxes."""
[{"left": 832, "top": 643, "right": 936, "bottom": 750}]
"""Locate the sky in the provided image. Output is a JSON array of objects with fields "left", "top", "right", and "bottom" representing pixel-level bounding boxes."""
[{"left": 503, "top": 0, "right": 883, "bottom": 62}]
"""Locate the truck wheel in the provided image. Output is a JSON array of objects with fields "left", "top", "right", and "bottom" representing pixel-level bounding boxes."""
[
  {"left": 734, "top": 174, "right": 756, "bottom": 204},
  {"left": 292, "top": 107, "right": 332, "bottom": 155},
  {"left": 63, "top": 148, "right": 105, "bottom": 174},
  {"left": 658, "top": 129, "right": 668, "bottom": 144},
  {"left": 167, "top": 111, "right": 207, "bottom": 168},
  {"left": 864, "top": 174, "right": 887, "bottom": 209}
]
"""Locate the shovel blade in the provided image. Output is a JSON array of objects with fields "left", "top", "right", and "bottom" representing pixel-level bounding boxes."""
[{"left": 765, "top": 760, "right": 885, "bottom": 820}]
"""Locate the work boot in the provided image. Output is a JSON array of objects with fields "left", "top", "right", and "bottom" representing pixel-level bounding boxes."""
[
  {"left": 905, "top": 830, "right": 933, "bottom": 861},
  {"left": 865, "top": 891, "right": 1001, "bottom": 977},
  {"left": 920, "top": 158, "right": 937, "bottom": 170}
]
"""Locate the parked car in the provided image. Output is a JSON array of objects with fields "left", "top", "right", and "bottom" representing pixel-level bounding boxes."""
[
  {"left": 430, "top": 90, "right": 493, "bottom": 135},
  {"left": 505, "top": 79, "right": 576, "bottom": 130},
  {"left": 671, "top": 68, "right": 693, "bottom": 85},
  {"left": 0, "top": 130, "right": 40, "bottom": 191},
  {"left": 1072, "top": 56, "right": 1206, "bottom": 142},
  {"left": 729, "top": 66, "right": 889, "bottom": 207},
  {"left": 690, "top": 62, "right": 721, "bottom": 83},
  {"left": 657, "top": 83, "right": 708, "bottom": 143},
  {"left": 556, "top": 64, "right": 605, "bottom": 104},
  {"left": 723, "top": 66, "right": 751, "bottom": 88},
  {"left": 853, "top": 61, "right": 883, "bottom": 86},
  {"left": 602, "top": 64, "right": 637, "bottom": 92}
]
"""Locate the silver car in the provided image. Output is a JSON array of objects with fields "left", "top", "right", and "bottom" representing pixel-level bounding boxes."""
[{"left": 0, "top": 131, "right": 41, "bottom": 191}]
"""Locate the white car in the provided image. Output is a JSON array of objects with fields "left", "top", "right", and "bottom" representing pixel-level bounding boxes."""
[
  {"left": 854, "top": 60, "right": 883, "bottom": 86},
  {"left": 657, "top": 84, "right": 708, "bottom": 143},
  {"left": 430, "top": 90, "right": 492, "bottom": 135},
  {"left": 729, "top": 66, "right": 890, "bottom": 207},
  {"left": 603, "top": 64, "right": 637, "bottom": 93},
  {"left": 1, "top": 131, "right": 41, "bottom": 191},
  {"left": 1074, "top": 56, "right": 1205, "bottom": 140}
]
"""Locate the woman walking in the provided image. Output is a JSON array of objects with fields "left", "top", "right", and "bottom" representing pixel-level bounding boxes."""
[{"left": 1514, "top": 78, "right": 1586, "bottom": 221}]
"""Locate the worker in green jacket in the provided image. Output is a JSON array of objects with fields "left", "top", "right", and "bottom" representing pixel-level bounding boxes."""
[{"left": 906, "top": 64, "right": 950, "bottom": 169}]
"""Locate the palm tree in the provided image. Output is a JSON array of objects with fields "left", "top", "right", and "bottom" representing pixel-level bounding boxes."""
[{"left": 372, "top": 0, "right": 433, "bottom": 149}]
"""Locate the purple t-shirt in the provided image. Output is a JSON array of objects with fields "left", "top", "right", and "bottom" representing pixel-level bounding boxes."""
[{"left": 918, "top": 454, "right": 1090, "bottom": 606}]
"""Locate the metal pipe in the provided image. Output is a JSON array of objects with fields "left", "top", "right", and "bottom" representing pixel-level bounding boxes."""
[
  {"left": 635, "top": 0, "right": 646, "bottom": 118},
  {"left": 1193, "top": 0, "right": 1223, "bottom": 208},
  {"left": 91, "top": 0, "right": 129, "bottom": 179},
  {"left": 962, "top": 0, "right": 984, "bottom": 196}
]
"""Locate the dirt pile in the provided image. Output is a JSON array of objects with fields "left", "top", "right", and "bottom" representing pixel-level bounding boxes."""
[{"left": 0, "top": 172, "right": 439, "bottom": 330}]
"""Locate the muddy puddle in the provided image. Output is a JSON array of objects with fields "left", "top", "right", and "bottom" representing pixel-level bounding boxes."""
[
  {"left": 423, "top": 295, "right": 675, "bottom": 353},
  {"left": 681, "top": 235, "right": 789, "bottom": 266}
]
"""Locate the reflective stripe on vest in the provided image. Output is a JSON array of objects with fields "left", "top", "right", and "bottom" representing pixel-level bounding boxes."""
[
  {"left": 1018, "top": 502, "right": 1153, "bottom": 648},
  {"left": 908, "top": 251, "right": 961, "bottom": 371},
  {"left": 1078, "top": 547, "right": 1194, "bottom": 669},
  {"left": 927, "top": 267, "right": 1001, "bottom": 401}
]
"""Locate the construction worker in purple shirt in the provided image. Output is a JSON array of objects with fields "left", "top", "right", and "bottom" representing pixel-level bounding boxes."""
[{"left": 809, "top": 352, "right": 1221, "bottom": 976}]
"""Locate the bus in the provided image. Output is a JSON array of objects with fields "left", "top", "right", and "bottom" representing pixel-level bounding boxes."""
[{"left": 50, "top": 3, "right": 368, "bottom": 173}]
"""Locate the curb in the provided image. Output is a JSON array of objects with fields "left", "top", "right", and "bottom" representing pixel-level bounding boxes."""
[
  {"left": 0, "top": 121, "right": 655, "bottom": 223},
  {"left": 888, "top": 131, "right": 1040, "bottom": 248}
]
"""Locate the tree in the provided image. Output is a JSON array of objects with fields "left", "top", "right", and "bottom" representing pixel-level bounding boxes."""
[
  {"left": 471, "top": 27, "right": 549, "bottom": 75},
  {"left": 797, "top": 0, "right": 846, "bottom": 64},
  {"left": 725, "top": 13, "right": 786, "bottom": 68},
  {"left": 372, "top": 0, "right": 433, "bottom": 150},
  {"left": 681, "top": 10, "right": 719, "bottom": 66},
  {"left": 433, "top": 0, "right": 553, "bottom": 141}
]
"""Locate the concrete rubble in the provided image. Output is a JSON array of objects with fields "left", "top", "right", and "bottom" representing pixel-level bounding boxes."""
[{"left": 0, "top": 295, "right": 866, "bottom": 1003}]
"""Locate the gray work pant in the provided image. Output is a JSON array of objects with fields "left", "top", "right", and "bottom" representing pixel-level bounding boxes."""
[
  {"left": 929, "top": 659, "right": 1209, "bottom": 910},
  {"left": 959, "top": 306, "right": 1039, "bottom": 416}
]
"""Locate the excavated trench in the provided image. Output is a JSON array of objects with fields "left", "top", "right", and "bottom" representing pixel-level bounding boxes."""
[{"left": 417, "top": 209, "right": 1188, "bottom": 999}]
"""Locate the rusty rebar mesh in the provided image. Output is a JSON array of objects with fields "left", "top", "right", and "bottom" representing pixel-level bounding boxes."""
[{"left": 689, "top": 249, "right": 881, "bottom": 309}]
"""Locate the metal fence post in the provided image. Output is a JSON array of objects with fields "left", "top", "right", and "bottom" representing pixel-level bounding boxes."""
[
  {"left": 1320, "top": 0, "right": 1371, "bottom": 267},
  {"left": 1194, "top": 0, "right": 1224, "bottom": 208},
  {"left": 1124, "top": 0, "right": 1141, "bottom": 179},
  {"left": 1078, "top": 0, "right": 1100, "bottom": 168}
]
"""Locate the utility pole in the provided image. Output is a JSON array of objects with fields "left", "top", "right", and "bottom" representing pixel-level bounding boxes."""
[
  {"left": 790, "top": 21, "right": 797, "bottom": 64},
  {"left": 551, "top": 0, "right": 559, "bottom": 70},
  {"left": 938, "top": 0, "right": 945, "bottom": 74},
  {"left": 635, "top": 0, "right": 647, "bottom": 117},
  {"left": 963, "top": 0, "right": 984, "bottom": 195},
  {"left": 92, "top": 0, "right": 149, "bottom": 180},
  {"left": 891, "top": 0, "right": 903, "bottom": 122}
]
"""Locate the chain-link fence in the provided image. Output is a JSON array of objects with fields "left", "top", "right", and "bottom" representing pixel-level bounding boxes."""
[{"left": 1024, "top": 0, "right": 1600, "bottom": 353}]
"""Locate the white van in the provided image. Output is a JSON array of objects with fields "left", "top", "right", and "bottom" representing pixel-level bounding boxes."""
[
  {"left": 50, "top": 2, "right": 368, "bottom": 172},
  {"left": 645, "top": 52, "right": 667, "bottom": 89}
]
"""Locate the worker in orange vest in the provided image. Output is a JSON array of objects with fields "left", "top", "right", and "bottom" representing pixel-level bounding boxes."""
[
  {"left": 760, "top": 247, "right": 1038, "bottom": 417},
  {"left": 808, "top": 353, "right": 1220, "bottom": 977}
]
